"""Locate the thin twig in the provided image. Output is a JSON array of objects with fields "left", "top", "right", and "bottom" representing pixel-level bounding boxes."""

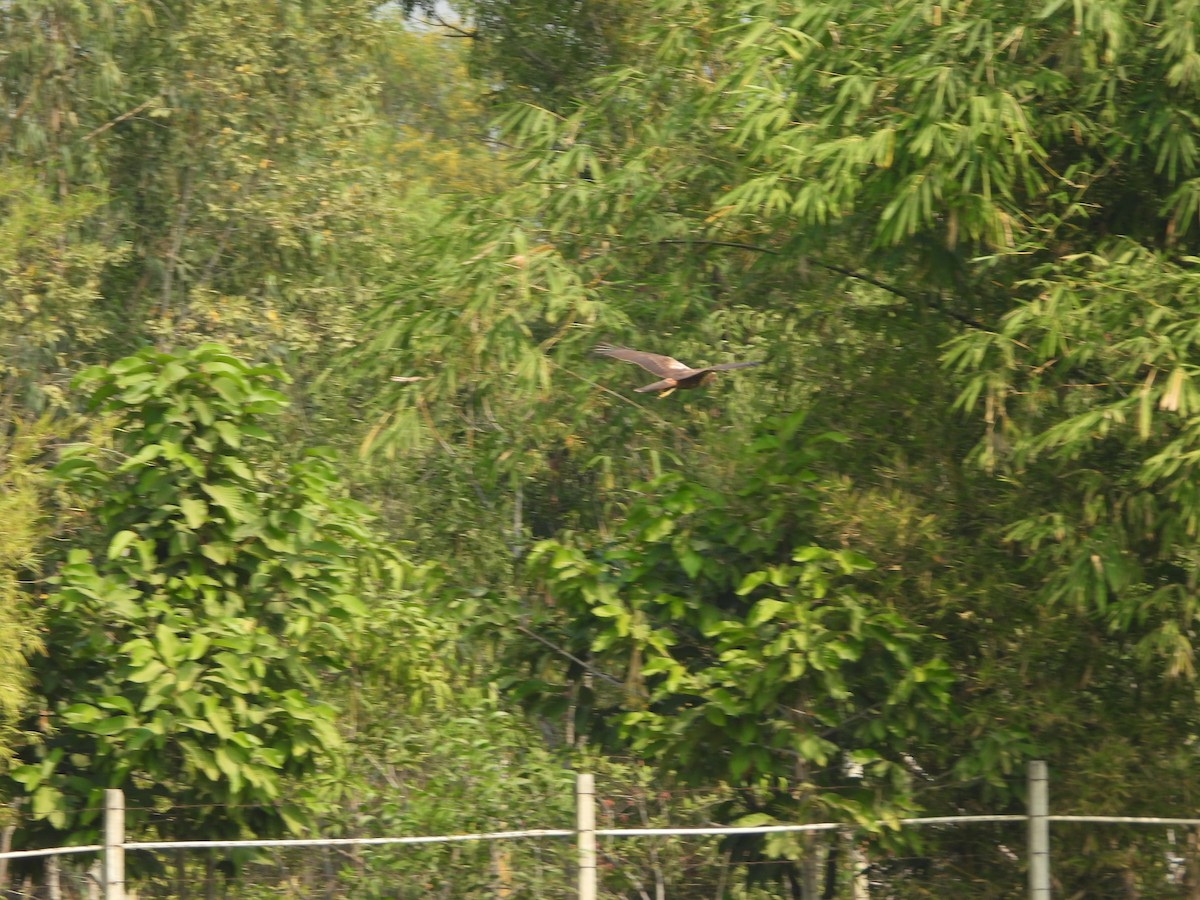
[
  {"left": 515, "top": 622, "right": 624, "bottom": 687},
  {"left": 196, "top": 166, "right": 266, "bottom": 289},
  {"left": 423, "top": 12, "right": 478, "bottom": 39},
  {"left": 554, "top": 363, "right": 694, "bottom": 441},
  {"left": 84, "top": 97, "right": 158, "bottom": 141},
  {"left": 160, "top": 165, "right": 194, "bottom": 332},
  {"left": 651, "top": 238, "right": 992, "bottom": 331},
  {"left": 0, "top": 62, "right": 55, "bottom": 145},
  {"left": 651, "top": 238, "right": 775, "bottom": 255},
  {"left": 415, "top": 395, "right": 458, "bottom": 457},
  {"left": 813, "top": 259, "right": 990, "bottom": 331}
]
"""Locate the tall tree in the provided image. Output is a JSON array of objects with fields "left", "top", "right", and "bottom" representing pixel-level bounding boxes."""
[
  {"left": 354, "top": 0, "right": 1200, "bottom": 891},
  {"left": 498, "top": 414, "right": 953, "bottom": 891},
  {"left": 9, "top": 345, "right": 411, "bottom": 856},
  {"left": 0, "top": 0, "right": 408, "bottom": 396}
]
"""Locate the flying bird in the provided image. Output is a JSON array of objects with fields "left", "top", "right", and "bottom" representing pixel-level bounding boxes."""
[{"left": 594, "top": 344, "right": 762, "bottom": 395}]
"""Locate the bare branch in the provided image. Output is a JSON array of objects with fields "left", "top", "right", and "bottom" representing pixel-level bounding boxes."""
[
  {"left": 514, "top": 622, "right": 624, "bottom": 687},
  {"left": 159, "top": 165, "right": 194, "bottom": 331},
  {"left": 421, "top": 12, "right": 478, "bottom": 39},
  {"left": 651, "top": 238, "right": 991, "bottom": 331},
  {"left": 84, "top": 97, "right": 159, "bottom": 141}
]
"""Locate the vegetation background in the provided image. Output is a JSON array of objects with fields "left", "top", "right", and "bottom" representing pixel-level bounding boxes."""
[{"left": 3, "top": 0, "right": 1200, "bottom": 896}]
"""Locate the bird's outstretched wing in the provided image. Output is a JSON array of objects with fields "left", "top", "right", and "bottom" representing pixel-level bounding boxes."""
[{"left": 594, "top": 344, "right": 697, "bottom": 378}]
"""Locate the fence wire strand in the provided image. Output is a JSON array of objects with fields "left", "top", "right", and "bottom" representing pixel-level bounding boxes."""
[{"left": 7, "top": 766, "right": 1200, "bottom": 898}]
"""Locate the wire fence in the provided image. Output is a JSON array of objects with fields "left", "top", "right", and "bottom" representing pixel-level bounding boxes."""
[{"left": 4, "top": 762, "right": 1200, "bottom": 899}]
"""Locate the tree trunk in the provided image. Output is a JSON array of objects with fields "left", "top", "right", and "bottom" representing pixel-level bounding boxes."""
[
  {"left": 801, "top": 833, "right": 822, "bottom": 899},
  {"left": 848, "top": 833, "right": 870, "bottom": 900},
  {"left": 821, "top": 839, "right": 839, "bottom": 899},
  {"left": 205, "top": 852, "right": 217, "bottom": 900},
  {"left": 0, "top": 824, "right": 13, "bottom": 893},
  {"left": 176, "top": 848, "right": 189, "bottom": 899},
  {"left": 45, "top": 855, "right": 61, "bottom": 900},
  {"left": 491, "top": 837, "right": 513, "bottom": 898}
]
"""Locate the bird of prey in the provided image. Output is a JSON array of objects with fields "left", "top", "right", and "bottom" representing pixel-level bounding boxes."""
[{"left": 594, "top": 344, "right": 762, "bottom": 395}]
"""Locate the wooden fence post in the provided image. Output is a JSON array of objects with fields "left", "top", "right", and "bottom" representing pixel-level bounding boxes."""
[
  {"left": 577, "top": 773, "right": 597, "bottom": 900},
  {"left": 843, "top": 828, "right": 870, "bottom": 899},
  {"left": 1027, "top": 761, "right": 1050, "bottom": 900},
  {"left": 103, "top": 788, "right": 125, "bottom": 900},
  {"left": 45, "top": 853, "right": 61, "bottom": 900}
]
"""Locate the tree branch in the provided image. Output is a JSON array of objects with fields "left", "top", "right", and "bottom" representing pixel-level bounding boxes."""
[
  {"left": 0, "top": 61, "right": 56, "bottom": 146},
  {"left": 160, "top": 165, "right": 194, "bottom": 331},
  {"left": 515, "top": 622, "right": 624, "bottom": 687},
  {"left": 650, "top": 238, "right": 992, "bottom": 331},
  {"left": 196, "top": 170, "right": 263, "bottom": 289},
  {"left": 812, "top": 258, "right": 990, "bottom": 332},
  {"left": 84, "top": 97, "right": 159, "bottom": 141},
  {"left": 422, "top": 12, "right": 478, "bottom": 39}
]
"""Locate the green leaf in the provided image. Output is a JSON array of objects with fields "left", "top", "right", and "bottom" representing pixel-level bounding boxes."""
[
  {"left": 792, "top": 546, "right": 828, "bottom": 563},
  {"left": 214, "top": 421, "right": 242, "bottom": 449},
  {"left": 159, "top": 360, "right": 189, "bottom": 388},
  {"left": 834, "top": 549, "right": 874, "bottom": 573},
  {"left": 200, "top": 483, "right": 255, "bottom": 524},
  {"left": 179, "top": 498, "right": 209, "bottom": 529},
  {"left": 31, "top": 786, "right": 65, "bottom": 824},
  {"left": 10, "top": 764, "right": 45, "bottom": 791},
  {"left": 200, "top": 542, "right": 234, "bottom": 565},
  {"left": 126, "top": 660, "right": 170, "bottom": 685},
  {"left": 277, "top": 803, "right": 308, "bottom": 834},
  {"left": 155, "top": 623, "right": 182, "bottom": 665},
  {"left": 219, "top": 455, "right": 255, "bottom": 482},
  {"left": 60, "top": 704, "right": 104, "bottom": 725},
  {"left": 747, "top": 598, "right": 787, "bottom": 627},
  {"left": 125, "top": 729, "right": 158, "bottom": 752},
  {"left": 179, "top": 740, "right": 220, "bottom": 781},
  {"left": 214, "top": 746, "right": 244, "bottom": 792},
  {"left": 736, "top": 571, "right": 768, "bottom": 595},
  {"left": 210, "top": 376, "right": 247, "bottom": 406},
  {"left": 107, "top": 530, "right": 139, "bottom": 560},
  {"left": 729, "top": 748, "right": 752, "bottom": 780},
  {"left": 643, "top": 516, "right": 674, "bottom": 542},
  {"left": 88, "top": 715, "right": 137, "bottom": 736},
  {"left": 118, "top": 444, "right": 163, "bottom": 470},
  {"left": 679, "top": 549, "right": 703, "bottom": 579},
  {"left": 332, "top": 593, "right": 368, "bottom": 617},
  {"left": 186, "top": 634, "right": 212, "bottom": 660}
]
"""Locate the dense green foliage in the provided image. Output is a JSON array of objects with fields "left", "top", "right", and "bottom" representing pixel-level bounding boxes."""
[
  {"left": 5, "top": 0, "right": 1200, "bottom": 895},
  {"left": 12, "top": 346, "right": 409, "bottom": 854},
  {"left": 0, "top": 418, "right": 48, "bottom": 769},
  {"left": 507, "top": 416, "right": 953, "bottom": 820}
]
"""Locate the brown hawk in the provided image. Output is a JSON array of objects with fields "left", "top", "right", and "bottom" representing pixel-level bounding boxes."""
[{"left": 594, "top": 344, "right": 762, "bottom": 395}]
